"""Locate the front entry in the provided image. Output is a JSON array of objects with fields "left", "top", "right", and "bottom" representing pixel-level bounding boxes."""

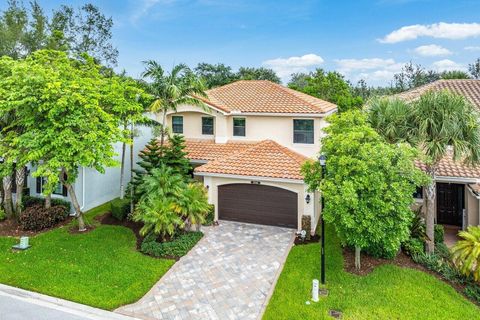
[
  {"left": 436, "top": 183, "right": 464, "bottom": 226},
  {"left": 218, "top": 183, "right": 298, "bottom": 228}
]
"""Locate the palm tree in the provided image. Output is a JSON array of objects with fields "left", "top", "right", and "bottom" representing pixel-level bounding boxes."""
[
  {"left": 368, "top": 91, "right": 480, "bottom": 253},
  {"left": 174, "top": 182, "right": 210, "bottom": 231},
  {"left": 141, "top": 62, "right": 207, "bottom": 150},
  {"left": 451, "top": 226, "right": 480, "bottom": 281}
]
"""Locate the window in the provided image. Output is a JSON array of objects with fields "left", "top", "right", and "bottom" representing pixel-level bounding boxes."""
[
  {"left": 37, "top": 177, "right": 66, "bottom": 196},
  {"left": 202, "top": 117, "right": 214, "bottom": 135},
  {"left": 233, "top": 118, "right": 246, "bottom": 137},
  {"left": 413, "top": 186, "right": 423, "bottom": 199},
  {"left": 172, "top": 116, "right": 183, "bottom": 134},
  {"left": 293, "top": 119, "right": 314, "bottom": 144}
]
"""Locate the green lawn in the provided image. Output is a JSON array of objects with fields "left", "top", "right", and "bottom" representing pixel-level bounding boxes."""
[
  {"left": 264, "top": 225, "right": 479, "bottom": 320},
  {"left": 0, "top": 202, "right": 174, "bottom": 310}
]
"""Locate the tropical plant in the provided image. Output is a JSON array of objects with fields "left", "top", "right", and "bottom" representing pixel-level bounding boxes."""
[
  {"left": 174, "top": 182, "right": 210, "bottom": 231},
  {"left": 134, "top": 196, "right": 184, "bottom": 238},
  {"left": 451, "top": 226, "right": 480, "bottom": 281},
  {"left": 303, "top": 110, "right": 428, "bottom": 269},
  {"left": 368, "top": 91, "right": 480, "bottom": 253},
  {"left": 141, "top": 61, "right": 207, "bottom": 150}
]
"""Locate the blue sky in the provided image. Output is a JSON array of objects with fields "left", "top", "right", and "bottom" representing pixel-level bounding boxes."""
[{"left": 6, "top": 0, "right": 480, "bottom": 85}]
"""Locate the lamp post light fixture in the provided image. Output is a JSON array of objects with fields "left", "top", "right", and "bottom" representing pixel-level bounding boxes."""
[{"left": 318, "top": 154, "right": 327, "bottom": 285}]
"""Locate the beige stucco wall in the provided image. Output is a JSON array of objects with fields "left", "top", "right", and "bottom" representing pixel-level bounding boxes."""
[
  {"left": 466, "top": 188, "right": 480, "bottom": 226},
  {"left": 164, "top": 104, "right": 327, "bottom": 157},
  {"left": 201, "top": 175, "right": 318, "bottom": 232}
]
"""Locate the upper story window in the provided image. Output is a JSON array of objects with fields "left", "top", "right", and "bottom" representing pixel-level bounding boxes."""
[
  {"left": 202, "top": 117, "right": 214, "bottom": 135},
  {"left": 293, "top": 119, "right": 314, "bottom": 144},
  {"left": 233, "top": 118, "right": 246, "bottom": 137},
  {"left": 172, "top": 116, "right": 183, "bottom": 134}
]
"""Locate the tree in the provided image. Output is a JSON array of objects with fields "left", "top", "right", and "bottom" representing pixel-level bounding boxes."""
[
  {"left": 468, "top": 58, "right": 480, "bottom": 79},
  {"left": 440, "top": 70, "right": 471, "bottom": 80},
  {"left": 368, "top": 92, "right": 480, "bottom": 253},
  {"left": 0, "top": 1, "right": 118, "bottom": 65},
  {"left": 194, "top": 62, "right": 237, "bottom": 89},
  {"left": 392, "top": 62, "right": 439, "bottom": 93},
  {"left": 174, "top": 182, "right": 210, "bottom": 231},
  {"left": 303, "top": 110, "right": 427, "bottom": 269},
  {"left": 451, "top": 226, "right": 480, "bottom": 281},
  {"left": 1, "top": 50, "right": 124, "bottom": 231},
  {"left": 288, "top": 69, "right": 363, "bottom": 112},
  {"left": 142, "top": 61, "right": 207, "bottom": 149},
  {"left": 236, "top": 67, "right": 281, "bottom": 83}
]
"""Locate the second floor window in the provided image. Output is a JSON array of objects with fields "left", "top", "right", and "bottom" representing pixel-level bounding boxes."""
[
  {"left": 233, "top": 118, "right": 246, "bottom": 137},
  {"left": 202, "top": 117, "right": 214, "bottom": 135},
  {"left": 172, "top": 116, "right": 183, "bottom": 134},
  {"left": 293, "top": 119, "right": 314, "bottom": 144}
]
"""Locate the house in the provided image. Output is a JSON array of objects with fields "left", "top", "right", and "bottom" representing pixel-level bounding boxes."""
[
  {"left": 12, "top": 124, "right": 154, "bottom": 213},
  {"left": 395, "top": 79, "right": 480, "bottom": 229},
  {"left": 162, "top": 80, "right": 337, "bottom": 232}
]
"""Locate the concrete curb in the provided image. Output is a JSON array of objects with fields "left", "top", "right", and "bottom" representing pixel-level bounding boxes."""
[{"left": 0, "top": 283, "right": 141, "bottom": 320}]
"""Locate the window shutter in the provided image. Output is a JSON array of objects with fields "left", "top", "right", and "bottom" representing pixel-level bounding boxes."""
[
  {"left": 36, "top": 177, "right": 42, "bottom": 194},
  {"left": 62, "top": 173, "right": 68, "bottom": 197}
]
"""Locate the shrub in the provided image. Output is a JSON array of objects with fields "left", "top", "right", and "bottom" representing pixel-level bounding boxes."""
[
  {"left": 23, "top": 195, "right": 72, "bottom": 212},
  {"left": 410, "top": 208, "right": 426, "bottom": 240},
  {"left": 141, "top": 231, "right": 203, "bottom": 258},
  {"left": 413, "top": 250, "right": 466, "bottom": 285},
  {"left": 434, "top": 224, "right": 444, "bottom": 244},
  {"left": 465, "top": 284, "right": 480, "bottom": 304},
  {"left": 203, "top": 205, "right": 215, "bottom": 226},
  {"left": 403, "top": 238, "right": 424, "bottom": 256},
  {"left": 452, "top": 226, "right": 480, "bottom": 281},
  {"left": 301, "top": 215, "right": 312, "bottom": 240},
  {"left": 111, "top": 198, "right": 130, "bottom": 221},
  {"left": 19, "top": 204, "right": 69, "bottom": 231},
  {"left": 0, "top": 208, "right": 5, "bottom": 221}
]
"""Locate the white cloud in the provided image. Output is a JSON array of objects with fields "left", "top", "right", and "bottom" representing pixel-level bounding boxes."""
[
  {"left": 379, "top": 22, "right": 480, "bottom": 43},
  {"left": 431, "top": 59, "right": 465, "bottom": 72},
  {"left": 465, "top": 46, "right": 480, "bottom": 52},
  {"left": 335, "top": 58, "right": 396, "bottom": 72},
  {"left": 130, "top": 0, "right": 177, "bottom": 23},
  {"left": 262, "top": 54, "right": 324, "bottom": 80},
  {"left": 413, "top": 44, "right": 452, "bottom": 57}
]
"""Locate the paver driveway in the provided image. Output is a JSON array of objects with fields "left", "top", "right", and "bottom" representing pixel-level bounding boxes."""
[{"left": 116, "top": 221, "right": 294, "bottom": 320}]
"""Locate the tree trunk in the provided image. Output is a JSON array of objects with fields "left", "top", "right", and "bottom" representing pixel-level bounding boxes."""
[
  {"left": 195, "top": 222, "right": 201, "bottom": 232},
  {"left": 425, "top": 181, "right": 436, "bottom": 254},
  {"left": 130, "top": 121, "right": 134, "bottom": 214},
  {"left": 3, "top": 176, "right": 13, "bottom": 218},
  {"left": 159, "top": 110, "right": 167, "bottom": 152},
  {"left": 61, "top": 169, "right": 86, "bottom": 231},
  {"left": 45, "top": 193, "right": 51, "bottom": 209},
  {"left": 14, "top": 166, "right": 25, "bottom": 215},
  {"left": 119, "top": 123, "right": 127, "bottom": 199},
  {"left": 355, "top": 246, "right": 361, "bottom": 270}
]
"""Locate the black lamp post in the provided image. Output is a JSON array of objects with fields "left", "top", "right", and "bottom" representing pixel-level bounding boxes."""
[{"left": 318, "top": 154, "right": 327, "bottom": 285}]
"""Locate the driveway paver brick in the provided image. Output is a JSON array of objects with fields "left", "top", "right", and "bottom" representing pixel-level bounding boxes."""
[{"left": 116, "top": 220, "right": 294, "bottom": 320}]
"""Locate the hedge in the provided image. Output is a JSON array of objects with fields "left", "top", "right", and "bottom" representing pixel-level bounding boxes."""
[
  {"left": 23, "top": 195, "right": 72, "bottom": 212},
  {"left": 111, "top": 198, "right": 130, "bottom": 221},
  {"left": 141, "top": 231, "right": 203, "bottom": 258}
]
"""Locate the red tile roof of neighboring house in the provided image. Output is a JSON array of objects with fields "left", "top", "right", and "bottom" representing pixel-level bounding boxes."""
[
  {"left": 395, "top": 79, "right": 480, "bottom": 110},
  {"left": 190, "top": 139, "right": 308, "bottom": 180},
  {"left": 197, "top": 80, "right": 337, "bottom": 114},
  {"left": 183, "top": 139, "right": 256, "bottom": 162}
]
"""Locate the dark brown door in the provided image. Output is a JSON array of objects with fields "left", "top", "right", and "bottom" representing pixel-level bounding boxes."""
[
  {"left": 218, "top": 184, "right": 297, "bottom": 228},
  {"left": 436, "top": 183, "right": 464, "bottom": 226}
]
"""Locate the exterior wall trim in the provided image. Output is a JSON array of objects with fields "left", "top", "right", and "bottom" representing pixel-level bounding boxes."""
[
  {"left": 196, "top": 172, "right": 305, "bottom": 184},
  {"left": 435, "top": 176, "right": 480, "bottom": 184}
]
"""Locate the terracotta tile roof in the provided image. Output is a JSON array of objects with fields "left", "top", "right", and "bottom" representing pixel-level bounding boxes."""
[
  {"left": 415, "top": 152, "right": 480, "bottom": 180},
  {"left": 183, "top": 139, "right": 256, "bottom": 162},
  {"left": 194, "top": 140, "right": 308, "bottom": 180},
  {"left": 469, "top": 184, "right": 480, "bottom": 194},
  {"left": 395, "top": 79, "right": 480, "bottom": 110},
  {"left": 197, "top": 80, "right": 337, "bottom": 114}
]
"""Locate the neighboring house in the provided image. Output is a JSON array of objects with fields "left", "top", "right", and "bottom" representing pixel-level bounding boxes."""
[
  {"left": 12, "top": 124, "right": 153, "bottom": 213},
  {"left": 396, "top": 79, "right": 480, "bottom": 229},
  {"left": 163, "top": 80, "right": 337, "bottom": 232}
]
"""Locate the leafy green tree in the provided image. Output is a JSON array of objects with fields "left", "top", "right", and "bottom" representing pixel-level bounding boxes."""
[
  {"left": 392, "top": 62, "right": 439, "bottom": 93},
  {"left": 440, "top": 70, "right": 471, "bottom": 80},
  {"left": 142, "top": 61, "right": 207, "bottom": 149},
  {"left": 236, "top": 67, "right": 281, "bottom": 83},
  {"left": 303, "top": 111, "right": 427, "bottom": 269},
  {"left": 0, "top": 50, "right": 123, "bottom": 231},
  {"left": 452, "top": 226, "right": 480, "bottom": 281},
  {"left": 0, "top": 1, "right": 118, "bottom": 65},
  {"left": 468, "top": 58, "right": 480, "bottom": 79},
  {"left": 174, "top": 182, "right": 210, "bottom": 231},
  {"left": 194, "top": 62, "right": 237, "bottom": 88},
  {"left": 368, "top": 91, "right": 480, "bottom": 253},
  {"left": 288, "top": 69, "right": 363, "bottom": 112}
]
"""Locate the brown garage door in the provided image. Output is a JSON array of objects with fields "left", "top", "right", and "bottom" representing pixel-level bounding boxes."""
[{"left": 218, "top": 184, "right": 297, "bottom": 228}]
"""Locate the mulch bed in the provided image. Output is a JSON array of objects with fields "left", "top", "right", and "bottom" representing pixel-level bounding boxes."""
[
  {"left": 294, "top": 234, "right": 320, "bottom": 245},
  {"left": 96, "top": 212, "right": 144, "bottom": 249},
  {"left": 0, "top": 216, "right": 73, "bottom": 237}
]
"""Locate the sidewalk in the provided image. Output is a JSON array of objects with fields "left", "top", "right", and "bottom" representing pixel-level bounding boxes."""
[{"left": 0, "top": 284, "right": 141, "bottom": 320}]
